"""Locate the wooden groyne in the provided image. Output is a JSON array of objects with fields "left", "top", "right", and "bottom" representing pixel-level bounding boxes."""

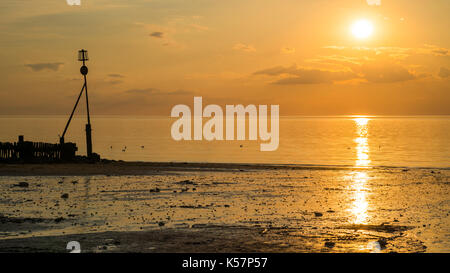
[{"left": 0, "top": 136, "right": 77, "bottom": 163}]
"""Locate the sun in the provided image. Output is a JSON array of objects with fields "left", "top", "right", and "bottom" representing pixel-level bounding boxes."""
[{"left": 351, "top": 19, "right": 374, "bottom": 39}]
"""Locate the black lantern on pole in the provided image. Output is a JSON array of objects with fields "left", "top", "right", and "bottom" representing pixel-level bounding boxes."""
[
  {"left": 78, "top": 49, "right": 88, "bottom": 62},
  {"left": 78, "top": 49, "right": 89, "bottom": 76}
]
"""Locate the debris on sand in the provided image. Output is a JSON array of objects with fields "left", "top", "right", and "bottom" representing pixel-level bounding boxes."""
[
  {"left": 61, "top": 193, "right": 69, "bottom": 199},
  {"left": 175, "top": 180, "right": 197, "bottom": 185},
  {"left": 314, "top": 212, "right": 323, "bottom": 217},
  {"left": 150, "top": 187, "right": 160, "bottom": 193},
  {"left": 158, "top": 221, "right": 165, "bottom": 227},
  {"left": 12, "top": 182, "right": 29, "bottom": 188},
  {"left": 179, "top": 204, "right": 211, "bottom": 209},
  {"left": 377, "top": 238, "right": 388, "bottom": 249},
  {"left": 324, "top": 241, "right": 335, "bottom": 248},
  {"left": 54, "top": 217, "right": 65, "bottom": 223}
]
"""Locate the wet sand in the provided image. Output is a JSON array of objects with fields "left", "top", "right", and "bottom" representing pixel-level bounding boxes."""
[{"left": 0, "top": 162, "right": 449, "bottom": 253}]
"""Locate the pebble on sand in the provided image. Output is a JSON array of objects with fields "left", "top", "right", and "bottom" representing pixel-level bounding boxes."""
[{"left": 61, "top": 193, "right": 69, "bottom": 199}]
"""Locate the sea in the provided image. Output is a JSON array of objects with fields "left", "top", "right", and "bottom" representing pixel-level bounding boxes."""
[{"left": 0, "top": 115, "right": 449, "bottom": 168}]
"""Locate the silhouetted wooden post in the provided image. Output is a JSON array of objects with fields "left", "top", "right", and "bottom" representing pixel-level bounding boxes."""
[{"left": 18, "top": 135, "right": 24, "bottom": 160}]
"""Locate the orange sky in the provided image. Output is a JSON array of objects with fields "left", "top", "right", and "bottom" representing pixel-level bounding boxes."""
[{"left": 0, "top": 0, "right": 449, "bottom": 115}]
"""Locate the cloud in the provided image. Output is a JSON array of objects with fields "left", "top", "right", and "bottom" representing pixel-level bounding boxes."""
[
  {"left": 125, "top": 88, "right": 192, "bottom": 95},
  {"left": 310, "top": 55, "right": 365, "bottom": 67},
  {"left": 149, "top": 31, "right": 164, "bottom": 38},
  {"left": 125, "top": 88, "right": 160, "bottom": 94},
  {"left": 323, "top": 44, "right": 450, "bottom": 58},
  {"left": 439, "top": 67, "right": 450, "bottom": 78},
  {"left": 233, "top": 43, "right": 256, "bottom": 52},
  {"left": 136, "top": 17, "right": 208, "bottom": 48},
  {"left": 424, "top": 45, "right": 449, "bottom": 56},
  {"left": 134, "top": 22, "right": 176, "bottom": 46},
  {"left": 187, "top": 23, "right": 209, "bottom": 31},
  {"left": 366, "top": 0, "right": 381, "bottom": 6},
  {"left": 255, "top": 60, "right": 426, "bottom": 85},
  {"left": 281, "top": 47, "right": 296, "bottom": 54},
  {"left": 254, "top": 65, "right": 358, "bottom": 84},
  {"left": 108, "top": 73, "right": 125, "bottom": 78},
  {"left": 254, "top": 65, "right": 298, "bottom": 76},
  {"left": 107, "top": 80, "right": 123, "bottom": 85},
  {"left": 323, "top": 46, "right": 411, "bottom": 60},
  {"left": 314, "top": 45, "right": 448, "bottom": 83},
  {"left": 359, "top": 62, "right": 420, "bottom": 83},
  {"left": 25, "top": 62, "right": 64, "bottom": 72},
  {"left": 432, "top": 49, "right": 448, "bottom": 56},
  {"left": 103, "top": 74, "right": 125, "bottom": 85}
]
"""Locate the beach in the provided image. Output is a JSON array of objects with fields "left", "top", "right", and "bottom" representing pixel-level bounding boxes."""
[
  {"left": 1, "top": 0, "right": 450, "bottom": 259},
  {"left": 0, "top": 162, "right": 448, "bottom": 253}
]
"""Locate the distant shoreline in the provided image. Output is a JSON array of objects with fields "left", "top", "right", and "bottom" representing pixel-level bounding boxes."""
[
  {"left": 0, "top": 161, "right": 362, "bottom": 176},
  {"left": 0, "top": 160, "right": 447, "bottom": 176}
]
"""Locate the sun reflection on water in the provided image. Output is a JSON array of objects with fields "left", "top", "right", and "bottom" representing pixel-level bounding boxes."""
[
  {"left": 349, "top": 171, "right": 369, "bottom": 224},
  {"left": 354, "top": 118, "right": 371, "bottom": 167},
  {"left": 348, "top": 118, "right": 371, "bottom": 225}
]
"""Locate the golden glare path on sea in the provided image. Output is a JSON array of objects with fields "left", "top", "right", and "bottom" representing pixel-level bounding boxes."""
[{"left": 348, "top": 117, "right": 371, "bottom": 225}]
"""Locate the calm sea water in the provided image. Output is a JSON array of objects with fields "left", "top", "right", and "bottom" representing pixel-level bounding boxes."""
[{"left": 0, "top": 116, "right": 449, "bottom": 168}]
